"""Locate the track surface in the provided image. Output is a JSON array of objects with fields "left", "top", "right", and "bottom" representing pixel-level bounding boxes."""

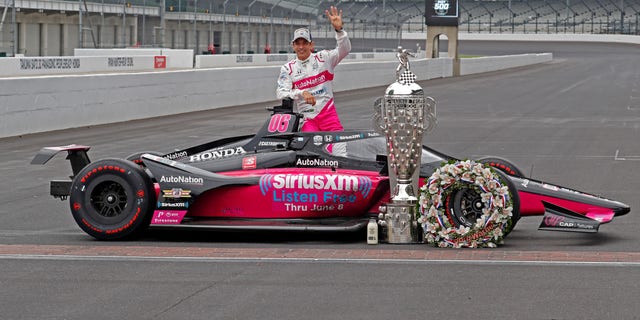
[{"left": 2, "top": 41, "right": 639, "bottom": 319}]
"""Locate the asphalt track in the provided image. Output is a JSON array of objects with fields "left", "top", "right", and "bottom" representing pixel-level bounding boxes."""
[{"left": 1, "top": 41, "right": 639, "bottom": 319}]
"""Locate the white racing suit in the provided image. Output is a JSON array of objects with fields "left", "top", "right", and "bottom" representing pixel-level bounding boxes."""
[{"left": 276, "top": 30, "right": 351, "bottom": 156}]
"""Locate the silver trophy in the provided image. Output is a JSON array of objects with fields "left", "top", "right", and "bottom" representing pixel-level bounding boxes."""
[{"left": 373, "top": 47, "right": 436, "bottom": 243}]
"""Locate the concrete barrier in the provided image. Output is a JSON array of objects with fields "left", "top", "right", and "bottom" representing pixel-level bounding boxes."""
[
  {"left": 0, "top": 51, "right": 547, "bottom": 138},
  {"left": 194, "top": 51, "right": 423, "bottom": 69},
  {"left": 74, "top": 48, "right": 194, "bottom": 69},
  {"left": 460, "top": 53, "right": 552, "bottom": 75},
  {"left": 0, "top": 49, "right": 194, "bottom": 77},
  {"left": 0, "top": 55, "right": 164, "bottom": 77},
  {"left": 0, "top": 57, "right": 459, "bottom": 138}
]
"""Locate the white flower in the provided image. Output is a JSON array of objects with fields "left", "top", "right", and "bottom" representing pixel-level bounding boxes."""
[
  {"left": 419, "top": 196, "right": 428, "bottom": 208},
  {"left": 428, "top": 182, "right": 439, "bottom": 194},
  {"left": 482, "top": 168, "right": 493, "bottom": 179},
  {"left": 425, "top": 223, "right": 438, "bottom": 233},
  {"left": 442, "top": 176, "right": 455, "bottom": 186},
  {"left": 493, "top": 196, "right": 504, "bottom": 208},
  {"left": 503, "top": 206, "right": 513, "bottom": 217},
  {"left": 428, "top": 206, "right": 438, "bottom": 218}
]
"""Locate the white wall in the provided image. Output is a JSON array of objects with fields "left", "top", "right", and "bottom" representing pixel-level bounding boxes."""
[
  {"left": 0, "top": 53, "right": 549, "bottom": 138},
  {"left": 0, "top": 48, "right": 194, "bottom": 77}
]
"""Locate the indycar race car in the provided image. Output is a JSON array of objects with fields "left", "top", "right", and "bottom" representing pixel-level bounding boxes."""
[{"left": 32, "top": 99, "right": 630, "bottom": 245}]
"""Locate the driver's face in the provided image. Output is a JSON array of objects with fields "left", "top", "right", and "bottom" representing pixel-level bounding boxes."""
[{"left": 292, "top": 39, "right": 314, "bottom": 61}]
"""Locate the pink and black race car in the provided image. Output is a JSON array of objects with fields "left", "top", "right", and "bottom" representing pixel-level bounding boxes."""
[{"left": 32, "top": 99, "right": 630, "bottom": 243}]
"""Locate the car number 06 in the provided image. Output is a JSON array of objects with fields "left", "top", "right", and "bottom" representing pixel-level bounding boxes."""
[{"left": 268, "top": 114, "right": 292, "bottom": 133}]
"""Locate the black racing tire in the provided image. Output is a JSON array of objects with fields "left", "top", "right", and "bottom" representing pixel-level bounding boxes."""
[
  {"left": 475, "top": 160, "right": 522, "bottom": 235},
  {"left": 69, "top": 158, "right": 156, "bottom": 240},
  {"left": 477, "top": 156, "right": 526, "bottom": 178},
  {"left": 443, "top": 170, "right": 521, "bottom": 238}
]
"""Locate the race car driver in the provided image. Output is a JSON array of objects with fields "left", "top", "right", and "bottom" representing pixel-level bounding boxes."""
[{"left": 276, "top": 6, "right": 352, "bottom": 137}]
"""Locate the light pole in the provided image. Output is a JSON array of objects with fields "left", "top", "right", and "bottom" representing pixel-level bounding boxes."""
[
  {"left": 122, "top": 0, "right": 127, "bottom": 47},
  {"left": 12, "top": 0, "right": 16, "bottom": 55},
  {"left": 248, "top": 0, "right": 257, "bottom": 53},
  {"left": 222, "top": 0, "right": 228, "bottom": 52},
  {"left": 193, "top": 0, "right": 197, "bottom": 52},
  {"left": 142, "top": 0, "right": 146, "bottom": 46},
  {"left": 158, "top": 0, "right": 165, "bottom": 47},
  {"left": 620, "top": 0, "right": 624, "bottom": 34},
  {"left": 79, "top": 1, "right": 83, "bottom": 48},
  {"left": 269, "top": 0, "right": 283, "bottom": 53}
]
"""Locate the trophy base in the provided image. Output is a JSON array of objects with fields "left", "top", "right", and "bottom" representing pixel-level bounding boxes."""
[{"left": 384, "top": 203, "right": 419, "bottom": 244}]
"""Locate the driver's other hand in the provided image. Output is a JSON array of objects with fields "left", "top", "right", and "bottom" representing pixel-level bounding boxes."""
[{"left": 302, "top": 91, "right": 316, "bottom": 106}]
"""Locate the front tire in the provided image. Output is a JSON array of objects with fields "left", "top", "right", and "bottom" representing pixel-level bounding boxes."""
[
  {"left": 443, "top": 170, "right": 520, "bottom": 236},
  {"left": 69, "top": 159, "right": 156, "bottom": 240},
  {"left": 420, "top": 161, "right": 520, "bottom": 247}
]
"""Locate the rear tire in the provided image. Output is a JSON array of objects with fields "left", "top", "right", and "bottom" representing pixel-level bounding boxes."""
[
  {"left": 478, "top": 156, "right": 526, "bottom": 178},
  {"left": 69, "top": 159, "right": 156, "bottom": 240}
]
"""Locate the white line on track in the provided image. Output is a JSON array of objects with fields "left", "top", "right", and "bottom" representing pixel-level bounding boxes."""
[
  {"left": 559, "top": 77, "right": 592, "bottom": 93},
  {"left": 614, "top": 149, "right": 640, "bottom": 161},
  {"left": 2, "top": 254, "right": 640, "bottom": 267}
]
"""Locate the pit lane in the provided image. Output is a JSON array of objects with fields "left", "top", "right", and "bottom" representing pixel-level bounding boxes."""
[{"left": 1, "top": 40, "right": 639, "bottom": 319}]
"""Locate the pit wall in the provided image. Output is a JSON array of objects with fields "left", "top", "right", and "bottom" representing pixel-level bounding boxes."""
[
  {"left": 0, "top": 49, "right": 193, "bottom": 77},
  {"left": 0, "top": 50, "right": 551, "bottom": 138}
]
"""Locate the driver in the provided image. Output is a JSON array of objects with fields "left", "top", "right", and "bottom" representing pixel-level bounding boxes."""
[{"left": 276, "top": 6, "right": 351, "bottom": 136}]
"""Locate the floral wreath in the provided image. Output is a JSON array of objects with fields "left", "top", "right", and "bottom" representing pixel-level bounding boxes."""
[{"left": 417, "top": 160, "right": 514, "bottom": 248}]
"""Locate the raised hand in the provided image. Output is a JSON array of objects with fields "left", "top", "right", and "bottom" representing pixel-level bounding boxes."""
[{"left": 325, "top": 6, "right": 343, "bottom": 31}]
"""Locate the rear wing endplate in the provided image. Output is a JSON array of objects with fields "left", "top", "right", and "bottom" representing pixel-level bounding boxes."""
[{"left": 31, "top": 145, "right": 91, "bottom": 176}]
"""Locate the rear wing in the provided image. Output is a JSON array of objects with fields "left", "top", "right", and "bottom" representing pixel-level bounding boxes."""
[{"left": 31, "top": 144, "right": 91, "bottom": 177}]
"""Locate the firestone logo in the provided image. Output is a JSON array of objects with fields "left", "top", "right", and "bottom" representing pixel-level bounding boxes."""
[{"left": 259, "top": 174, "right": 371, "bottom": 198}]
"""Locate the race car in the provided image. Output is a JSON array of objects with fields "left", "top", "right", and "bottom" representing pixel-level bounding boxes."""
[{"left": 31, "top": 99, "right": 630, "bottom": 244}]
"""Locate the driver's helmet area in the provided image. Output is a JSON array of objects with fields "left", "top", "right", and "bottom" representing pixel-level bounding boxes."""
[{"left": 325, "top": 135, "right": 443, "bottom": 164}]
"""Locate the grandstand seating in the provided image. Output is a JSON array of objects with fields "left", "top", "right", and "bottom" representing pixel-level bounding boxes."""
[{"left": 0, "top": 0, "right": 637, "bottom": 57}]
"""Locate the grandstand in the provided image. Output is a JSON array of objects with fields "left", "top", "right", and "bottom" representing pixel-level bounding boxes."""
[{"left": 0, "top": 0, "right": 638, "bottom": 57}]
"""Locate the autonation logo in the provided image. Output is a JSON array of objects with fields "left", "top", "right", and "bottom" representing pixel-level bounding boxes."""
[
  {"left": 160, "top": 175, "right": 204, "bottom": 185},
  {"left": 259, "top": 174, "right": 371, "bottom": 198}
]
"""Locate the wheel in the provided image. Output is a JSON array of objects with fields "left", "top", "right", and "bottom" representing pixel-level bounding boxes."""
[
  {"left": 444, "top": 170, "right": 521, "bottom": 236},
  {"left": 69, "top": 158, "right": 156, "bottom": 240},
  {"left": 477, "top": 156, "right": 526, "bottom": 178},
  {"left": 446, "top": 186, "right": 485, "bottom": 228},
  {"left": 419, "top": 161, "right": 520, "bottom": 247},
  {"left": 477, "top": 157, "right": 523, "bottom": 234}
]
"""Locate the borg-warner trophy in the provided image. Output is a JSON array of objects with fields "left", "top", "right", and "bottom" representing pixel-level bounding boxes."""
[{"left": 373, "top": 47, "right": 437, "bottom": 243}]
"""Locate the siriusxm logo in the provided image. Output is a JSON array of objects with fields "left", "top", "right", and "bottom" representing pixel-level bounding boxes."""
[{"left": 259, "top": 174, "right": 372, "bottom": 198}]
